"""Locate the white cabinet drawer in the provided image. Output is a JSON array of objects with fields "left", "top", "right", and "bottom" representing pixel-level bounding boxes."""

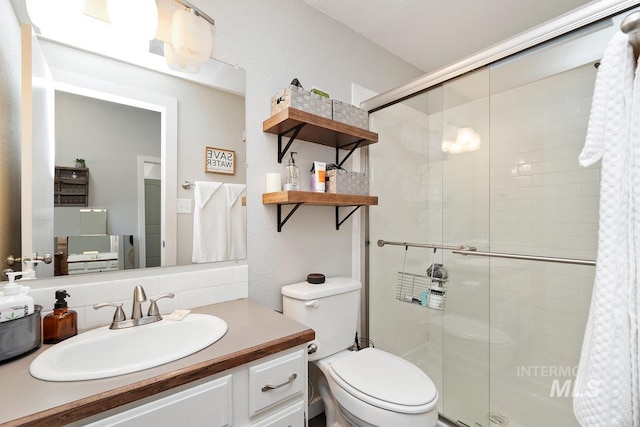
[
  {"left": 249, "top": 349, "right": 305, "bottom": 415},
  {"left": 251, "top": 401, "right": 305, "bottom": 427}
]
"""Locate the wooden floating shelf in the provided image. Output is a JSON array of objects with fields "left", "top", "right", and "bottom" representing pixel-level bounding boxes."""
[
  {"left": 263, "top": 191, "right": 378, "bottom": 232},
  {"left": 263, "top": 108, "right": 378, "bottom": 150},
  {"left": 262, "top": 191, "right": 378, "bottom": 207},
  {"left": 262, "top": 108, "right": 378, "bottom": 230}
]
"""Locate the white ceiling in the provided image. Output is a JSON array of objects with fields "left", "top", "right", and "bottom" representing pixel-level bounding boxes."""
[{"left": 302, "top": 0, "right": 595, "bottom": 72}]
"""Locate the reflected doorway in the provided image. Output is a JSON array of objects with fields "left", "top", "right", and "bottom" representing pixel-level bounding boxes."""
[{"left": 138, "top": 157, "right": 161, "bottom": 268}]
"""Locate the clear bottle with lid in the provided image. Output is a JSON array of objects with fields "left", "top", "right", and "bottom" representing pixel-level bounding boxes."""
[
  {"left": 43, "top": 290, "right": 77, "bottom": 344},
  {"left": 0, "top": 274, "right": 34, "bottom": 323},
  {"left": 283, "top": 151, "right": 300, "bottom": 191}
]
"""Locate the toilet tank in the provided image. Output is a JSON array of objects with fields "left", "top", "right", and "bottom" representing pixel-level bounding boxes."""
[{"left": 282, "top": 277, "right": 361, "bottom": 361}]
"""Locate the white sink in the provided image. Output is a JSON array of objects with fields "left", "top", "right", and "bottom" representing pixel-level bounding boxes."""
[{"left": 30, "top": 314, "right": 227, "bottom": 381}]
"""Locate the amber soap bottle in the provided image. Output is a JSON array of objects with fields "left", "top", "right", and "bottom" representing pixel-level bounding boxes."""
[{"left": 43, "top": 290, "right": 77, "bottom": 344}]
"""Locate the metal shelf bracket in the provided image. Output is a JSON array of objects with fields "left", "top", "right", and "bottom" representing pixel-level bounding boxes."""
[
  {"left": 336, "top": 139, "right": 365, "bottom": 168},
  {"left": 277, "top": 203, "right": 304, "bottom": 232},
  {"left": 335, "top": 205, "right": 362, "bottom": 230},
  {"left": 277, "top": 124, "right": 306, "bottom": 163},
  {"left": 276, "top": 203, "right": 364, "bottom": 231}
]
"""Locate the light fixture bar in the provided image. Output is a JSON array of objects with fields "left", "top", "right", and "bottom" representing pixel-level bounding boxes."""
[{"left": 173, "top": 0, "right": 215, "bottom": 26}]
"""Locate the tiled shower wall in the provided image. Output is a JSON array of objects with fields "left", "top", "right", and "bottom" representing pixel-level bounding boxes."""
[{"left": 368, "top": 61, "right": 599, "bottom": 427}]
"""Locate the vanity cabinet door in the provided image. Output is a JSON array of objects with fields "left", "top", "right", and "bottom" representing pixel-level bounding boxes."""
[
  {"left": 84, "top": 375, "right": 232, "bottom": 427},
  {"left": 251, "top": 401, "right": 305, "bottom": 427}
]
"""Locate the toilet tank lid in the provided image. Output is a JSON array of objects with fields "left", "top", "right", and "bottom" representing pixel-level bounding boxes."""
[{"left": 281, "top": 277, "right": 361, "bottom": 300}]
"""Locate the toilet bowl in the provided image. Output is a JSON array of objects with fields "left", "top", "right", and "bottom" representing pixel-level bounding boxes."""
[
  {"left": 317, "top": 348, "right": 438, "bottom": 427},
  {"left": 281, "top": 277, "right": 439, "bottom": 427}
]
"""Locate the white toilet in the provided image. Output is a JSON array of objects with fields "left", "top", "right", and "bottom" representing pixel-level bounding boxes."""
[{"left": 282, "top": 277, "right": 438, "bottom": 427}]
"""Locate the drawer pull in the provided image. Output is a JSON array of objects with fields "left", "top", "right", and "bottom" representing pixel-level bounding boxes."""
[{"left": 261, "top": 373, "right": 297, "bottom": 392}]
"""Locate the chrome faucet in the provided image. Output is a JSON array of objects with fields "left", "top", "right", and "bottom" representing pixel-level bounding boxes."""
[
  {"left": 94, "top": 285, "right": 175, "bottom": 330},
  {"left": 131, "top": 285, "right": 147, "bottom": 320}
]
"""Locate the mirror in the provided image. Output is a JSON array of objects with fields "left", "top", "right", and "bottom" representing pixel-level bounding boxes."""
[{"left": 7, "top": 0, "right": 246, "bottom": 279}]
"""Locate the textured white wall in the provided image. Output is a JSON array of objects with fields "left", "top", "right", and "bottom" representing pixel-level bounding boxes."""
[{"left": 197, "top": 0, "right": 423, "bottom": 309}]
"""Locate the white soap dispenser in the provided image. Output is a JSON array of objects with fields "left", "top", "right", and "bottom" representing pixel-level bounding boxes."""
[
  {"left": 0, "top": 272, "right": 35, "bottom": 323},
  {"left": 283, "top": 151, "right": 300, "bottom": 191}
]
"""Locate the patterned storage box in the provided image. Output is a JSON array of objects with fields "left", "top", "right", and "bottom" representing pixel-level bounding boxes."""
[
  {"left": 326, "top": 169, "right": 369, "bottom": 195},
  {"left": 271, "top": 85, "right": 332, "bottom": 119},
  {"left": 332, "top": 100, "right": 368, "bottom": 130}
]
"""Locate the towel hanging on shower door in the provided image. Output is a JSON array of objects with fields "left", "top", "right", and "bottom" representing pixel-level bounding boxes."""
[{"left": 574, "top": 30, "right": 640, "bottom": 427}]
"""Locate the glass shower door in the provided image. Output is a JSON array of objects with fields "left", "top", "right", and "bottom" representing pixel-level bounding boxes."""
[
  {"left": 368, "top": 66, "right": 492, "bottom": 427},
  {"left": 368, "top": 85, "right": 446, "bottom": 413},
  {"left": 439, "top": 67, "right": 491, "bottom": 426},
  {"left": 486, "top": 22, "right": 604, "bottom": 426},
  {"left": 368, "top": 9, "right": 619, "bottom": 427}
]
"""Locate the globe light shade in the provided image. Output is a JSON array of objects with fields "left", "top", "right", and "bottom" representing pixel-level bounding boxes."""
[
  {"left": 171, "top": 8, "right": 212, "bottom": 63},
  {"left": 164, "top": 42, "right": 201, "bottom": 74},
  {"left": 25, "top": 0, "right": 83, "bottom": 31},
  {"left": 107, "top": 0, "right": 159, "bottom": 40}
]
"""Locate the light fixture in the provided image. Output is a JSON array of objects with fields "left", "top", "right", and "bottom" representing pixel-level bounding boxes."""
[
  {"left": 165, "top": 1, "right": 216, "bottom": 73},
  {"left": 26, "top": 0, "right": 157, "bottom": 54},
  {"left": 441, "top": 127, "right": 481, "bottom": 153},
  {"left": 25, "top": 0, "right": 83, "bottom": 33},
  {"left": 106, "top": 0, "right": 159, "bottom": 41},
  {"left": 164, "top": 42, "right": 201, "bottom": 74},
  {"left": 171, "top": 8, "right": 212, "bottom": 62}
]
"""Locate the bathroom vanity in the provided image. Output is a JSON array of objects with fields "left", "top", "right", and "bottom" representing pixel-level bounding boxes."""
[{"left": 0, "top": 299, "right": 314, "bottom": 427}]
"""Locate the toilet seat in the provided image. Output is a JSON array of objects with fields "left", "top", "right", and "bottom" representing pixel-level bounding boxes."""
[{"left": 327, "top": 348, "right": 438, "bottom": 414}]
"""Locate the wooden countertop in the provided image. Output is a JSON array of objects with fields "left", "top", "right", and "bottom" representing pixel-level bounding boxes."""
[{"left": 0, "top": 299, "right": 315, "bottom": 427}]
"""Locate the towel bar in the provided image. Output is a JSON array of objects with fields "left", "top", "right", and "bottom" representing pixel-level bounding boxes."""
[{"left": 377, "top": 239, "right": 596, "bottom": 266}]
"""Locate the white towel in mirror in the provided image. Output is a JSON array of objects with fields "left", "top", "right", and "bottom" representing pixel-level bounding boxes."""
[
  {"left": 192, "top": 181, "right": 225, "bottom": 263},
  {"left": 225, "top": 184, "right": 247, "bottom": 261}
]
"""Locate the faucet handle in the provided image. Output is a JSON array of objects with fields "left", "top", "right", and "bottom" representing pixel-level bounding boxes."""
[
  {"left": 24, "top": 253, "right": 53, "bottom": 265},
  {"left": 5, "top": 255, "right": 21, "bottom": 266},
  {"left": 94, "top": 302, "right": 126, "bottom": 326},
  {"left": 147, "top": 293, "right": 175, "bottom": 317}
]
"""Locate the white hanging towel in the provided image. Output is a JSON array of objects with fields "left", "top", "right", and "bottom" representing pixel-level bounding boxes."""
[
  {"left": 574, "top": 31, "right": 640, "bottom": 427},
  {"left": 224, "top": 183, "right": 247, "bottom": 260},
  {"left": 191, "top": 181, "right": 226, "bottom": 263}
]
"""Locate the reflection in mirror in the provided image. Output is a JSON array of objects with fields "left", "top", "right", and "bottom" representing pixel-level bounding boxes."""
[
  {"left": 79, "top": 209, "right": 107, "bottom": 235},
  {"left": 53, "top": 92, "right": 162, "bottom": 271},
  {"left": 54, "top": 234, "right": 134, "bottom": 276},
  {"left": 7, "top": 0, "right": 246, "bottom": 280}
]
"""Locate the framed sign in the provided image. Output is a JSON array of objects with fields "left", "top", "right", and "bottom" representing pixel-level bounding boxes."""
[{"left": 205, "top": 146, "right": 235, "bottom": 175}]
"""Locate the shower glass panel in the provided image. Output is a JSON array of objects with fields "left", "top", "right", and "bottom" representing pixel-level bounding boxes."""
[
  {"left": 440, "top": 67, "right": 491, "bottom": 426},
  {"left": 368, "top": 12, "right": 615, "bottom": 426},
  {"left": 486, "top": 26, "right": 603, "bottom": 427},
  {"left": 368, "top": 66, "right": 491, "bottom": 427}
]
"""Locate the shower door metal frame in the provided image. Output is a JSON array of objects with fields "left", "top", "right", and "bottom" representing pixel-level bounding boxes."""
[{"left": 361, "top": 0, "right": 640, "bottom": 113}]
